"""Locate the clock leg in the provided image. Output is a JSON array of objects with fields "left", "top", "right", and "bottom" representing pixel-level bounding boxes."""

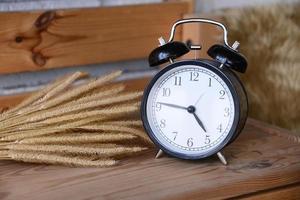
[
  {"left": 155, "top": 149, "right": 164, "bottom": 159},
  {"left": 217, "top": 152, "right": 228, "bottom": 165}
]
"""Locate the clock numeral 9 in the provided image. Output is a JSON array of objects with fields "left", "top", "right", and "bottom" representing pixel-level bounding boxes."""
[
  {"left": 217, "top": 124, "right": 222, "bottom": 133},
  {"left": 205, "top": 135, "right": 211, "bottom": 144},
  {"left": 219, "top": 90, "right": 225, "bottom": 99},
  {"left": 174, "top": 76, "right": 182, "bottom": 86},
  {"left": 190, "top": 72, "right": 199, "bottom": 81},
  {"left": 162, "top": 88, "right": 171, "bottom": 97},
  {"left": 155, "top": 103, "right": 162, "bottom": 111},
  {"left": 187, "top": 138, "right": 194, "bottom": 147},
  {"left": 160, "top": 119, "right": 166, "bottom": 128}
]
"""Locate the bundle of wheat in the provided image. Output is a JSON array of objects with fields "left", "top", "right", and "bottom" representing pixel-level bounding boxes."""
[{"left": 0, "top": 71, "right": 152, "bottom": 167}]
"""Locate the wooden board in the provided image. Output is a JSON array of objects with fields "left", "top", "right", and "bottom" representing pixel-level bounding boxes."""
[
  {"left": 0, "top": 119, "right": 299, "bottom": 200},
  {"left": 0, "top": 1, "right": 190, "bottom": 74}
]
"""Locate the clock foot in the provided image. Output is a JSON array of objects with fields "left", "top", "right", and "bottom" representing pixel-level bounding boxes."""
[
  {"left": 155, "top": 149, "right": 164, "bottom": 159},
  {"left": 217, "top": 152, "right": 228, "bottom": 165}
]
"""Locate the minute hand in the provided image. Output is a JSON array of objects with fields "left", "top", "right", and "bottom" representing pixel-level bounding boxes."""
[{"left": 157, "top": 102, "right": 187, "bottom": 111}]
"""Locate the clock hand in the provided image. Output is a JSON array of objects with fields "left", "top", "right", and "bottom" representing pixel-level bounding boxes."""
[
  {"left": 194, "top": 91, "right": 206, "bottom": 106},
  {"left": 192, "top": 112, "right": 207, "bottom": 133},
  {"left": 157, "top": 102, "right": 187, "bottom": 111},
  {"left": 158, "top": 103, "right": 207, "bottom": 132}
]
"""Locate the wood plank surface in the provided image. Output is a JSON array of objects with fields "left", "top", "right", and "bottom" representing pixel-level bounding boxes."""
[
  {"left": 0, "top": 119, "right": 299, "bottom": 200},
  {"left": 240, "top": 184, "right": 300, "bottom": 200},
  {"left": 0, "top": 1, "right": 189, "bottom": 74}
]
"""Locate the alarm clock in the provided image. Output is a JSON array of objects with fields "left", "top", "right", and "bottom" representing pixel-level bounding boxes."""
[{"left": 141, "top": 18, "right": 248, "bottom": 165}]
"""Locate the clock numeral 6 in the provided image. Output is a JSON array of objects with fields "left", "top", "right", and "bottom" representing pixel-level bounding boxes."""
[
  {"left": 162, "top": 88, "right": 171, "bottom": 97},
  {"left": 219, "top": 90, "right": 225, "bottom": 99},
  {"left": 160, "top": 119, "right": 166, "bottom": 128},
  {"left": 190, "top": 72, "right": 199, "bottom": 81},
  {"left": 187, "top": 138, "right": 194, "bottom": 147},
  {"left": 174, "top": 76, "right": 182, "bottom": 86},
  {"left": 205, "top": 135, "right": 211, "bottom": 144}
]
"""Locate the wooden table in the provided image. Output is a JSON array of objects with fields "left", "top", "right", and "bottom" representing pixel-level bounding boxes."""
[{"left": 1, "top": 119, "right": 299, "bottom": 200}]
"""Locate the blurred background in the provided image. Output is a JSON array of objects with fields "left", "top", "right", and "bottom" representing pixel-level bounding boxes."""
[{"left": 0, "top": 0, "right": 299, "bottom": 133}]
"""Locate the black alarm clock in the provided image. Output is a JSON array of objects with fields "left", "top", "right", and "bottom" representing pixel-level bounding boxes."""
[{"left": 141, "top": 18, "right": 248, "bottom": 165}]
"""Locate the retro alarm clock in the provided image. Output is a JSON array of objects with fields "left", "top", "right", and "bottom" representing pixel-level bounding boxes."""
[{"left": 141, "top": 18, "right": 248, "bottom": 165}]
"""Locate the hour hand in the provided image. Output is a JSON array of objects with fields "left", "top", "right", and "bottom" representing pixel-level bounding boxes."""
[
  {"left": 157, "top": 102, "right": 187, "bottom": 111},
  {"left": 192, "top": 113, "right": 207, "bottom": 133}
]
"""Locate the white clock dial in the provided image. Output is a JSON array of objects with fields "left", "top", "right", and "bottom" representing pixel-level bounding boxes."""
[{"left": 146, "top": 64, "right": 235, "bottom": 157}]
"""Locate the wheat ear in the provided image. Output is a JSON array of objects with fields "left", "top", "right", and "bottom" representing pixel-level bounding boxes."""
[
  {"left": 104, "top": 120, "right": 143, "bottom": 127},
  {"left": 78, "top": 124, "right": 151, "bottom": 144},
  {"left": 36, "top": 103, "right": 139, "bottom": 125},
  {"left": 19, "top": 133, "right": 137, "bottom": 144},
  {"left": 3, "top": 72, "right": 87, "bottom": 118},
  {"left": 3, "top": 151, "right": 117, "bottom": 167},
  {"left": 3, "top": 104, "right": 139, "bottom": 133},
  {"left": 0, "top": 84, "right": 125, "bottom": 130},
  {"left": 69, "top": 83, "right": 125, "bottom": 105},
  {"left": 36, "top": 70, "right": 122, "bottom": 110},
  {"left": 5, "top": 144, "right": 147, "bottom": 157},
  {"left": 26, "top": 91, "right": 142, "bottom": 123},
  {"left": 34, "top": 71, "right": 88, "bottom": 105}
]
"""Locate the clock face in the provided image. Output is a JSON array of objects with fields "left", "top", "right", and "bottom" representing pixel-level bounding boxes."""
[{"left": 143, "top": 62, "right": 237, "bottom": 158}]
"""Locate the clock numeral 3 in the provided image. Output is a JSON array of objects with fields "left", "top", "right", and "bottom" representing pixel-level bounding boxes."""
[
  {"left": 217, "top": 124, "right": 222, "bottom": 133},
  {"left": 160, "top": 119, "right": 166, "bottom": 128},
  {"left": 224, "top": 107, "right": 229, "bottom": 117},
  {"left": 172, "top": 131, "right": 178, "bottom": 140},
  {"left": 162, "top": 88, "right": 171, "bottom": 97},
  {"left": 187, "top": 138, "right": 194, "bottom": 147},
  {"left": 174, "top": 76, "right": 182, "bottom": 86},
  {"left": 205, "top": 135, "right": 211, "bottom": 144},
  {"left": 219, "top": 90, "right": 225, "bottom": 99},
  {"left": 190, "top": 72, "right": 199, "bottom": 81}
]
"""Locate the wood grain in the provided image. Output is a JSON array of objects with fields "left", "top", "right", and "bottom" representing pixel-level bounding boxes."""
[
  {"left": 0, "top": 119, "right": 299, "bottom": 200},
  {"left": 239, "top": 184, "right": 300, "bottom": 200},
  {"left": 0, "top": 1, "right": 189, "bottom": 74}
]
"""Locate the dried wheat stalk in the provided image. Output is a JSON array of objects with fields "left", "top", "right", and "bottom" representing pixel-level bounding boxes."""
[
  {"left": 0, "top": 71, "right": 152, "bottom": 167},
  {"left": 19, "top": 133, "right": 137, "bottom": 144},
  {"left": 0, "top": 150, "right": 117, "bottom": 167}
]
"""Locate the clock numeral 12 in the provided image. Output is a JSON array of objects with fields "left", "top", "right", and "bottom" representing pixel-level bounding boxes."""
[
  {"left": 208, "top": 78, "right": 212, "bottom": 87},
  {"left": 162, "top": 88, "right": 171, "bottom": 97},
  {"left": 190, "top": 72, "right": 199, "bottom": 81},
  {"left": 174, "top": 76, "right": 182, "bottom": 86}
]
